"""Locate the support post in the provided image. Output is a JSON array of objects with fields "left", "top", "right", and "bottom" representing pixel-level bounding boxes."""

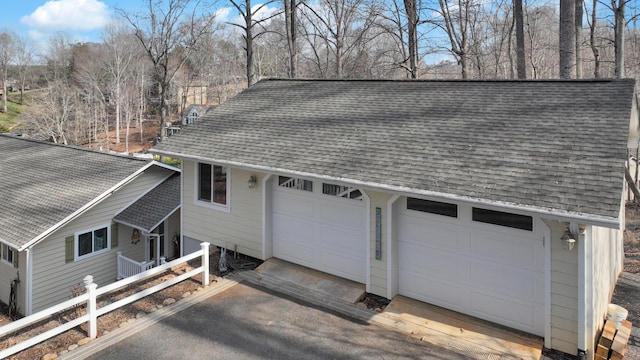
[
  {"left": 201, "top": 242, "right": 210, "bottom": 286},
  {"left": 84, "top": 275, "right": 98, "bottom": 338},
  {"left": 116, "top": 251, "right": 123, "bottom": 280}
]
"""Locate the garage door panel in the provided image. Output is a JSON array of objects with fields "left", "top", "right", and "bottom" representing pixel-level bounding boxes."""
[
  {"left": 469, "top": 291, "right": 541, "bottom": 334},
  {"left": 321, "top": 226, "right": 364, "bottom": 253},
  {"left": 398, "top": 218, "right": 462, "bottom": 252},
  {"left": 273, "top": 195, "right": 314, "bottom": 217},
  {"left": 468, "top": 261, "right": 541, "bottom": 298},
  {"left": 273, "top": 186, "right": 366, "bottom": 283},
  {"left": 320, "top": 201, "right": 364, "bottom": 225},
  {"left": 400, "top": 244, "right": 466, "bottom": 279},
  {"left": 470, "top": 231, "right": 542, "bottom": 269},
  {"left": 399, "top": 273, "right": 465, "bottom": 311},
  {"left": 398, "top": 202, "right": 545, "bottom": 336}
]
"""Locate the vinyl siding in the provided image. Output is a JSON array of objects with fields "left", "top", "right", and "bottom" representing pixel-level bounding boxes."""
[
  {"left": 366, "top": 191, "right": 392, "bottom": 298},
  {"left": 182, "top": 160, "right": 262, "bottom": 258},
  {"left": 30, "top": 166, "right": 175, "bottom": 313},
  {"left": 546, "top": 219, "right": 579, "bottom": 355},
  {"left": 591, "top": 223, "right": 624, "bottom": 342}
]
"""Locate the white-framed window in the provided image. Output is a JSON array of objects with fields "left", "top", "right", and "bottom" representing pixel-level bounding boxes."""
[
  {"left": 186, "top": 110, "right": 199, "bottom": 125},
  {"left": 197, "top": 162, "right": 230, "bottom": 210},
  {"left": 1, "top": 244, "right": 16, "bottom": 267},
  {"left": 75, "top": 224, "right": 110, "bottom": 260}
]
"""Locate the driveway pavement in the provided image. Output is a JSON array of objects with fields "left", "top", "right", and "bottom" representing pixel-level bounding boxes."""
[{"left": 82, "top": 282, "right": 465, "bottom": 360}]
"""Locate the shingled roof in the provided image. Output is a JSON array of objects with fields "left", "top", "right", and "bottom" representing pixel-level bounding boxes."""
[
  {"left": 0, "top": 135, "right": 152, "bottom": 250},
  {"left": 151, "top": 79, "right": 638, "bottom": 225},
  {"left": 113, "top": 173, "right": 180, "bottom": 233}
]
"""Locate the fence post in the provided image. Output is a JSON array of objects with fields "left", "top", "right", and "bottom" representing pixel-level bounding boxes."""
[
  {"left": 201, "top": 242, "right": 210, "bottom": 286},
  {"left": 116, "top": 251, "right": 123, "bottom": 280},
  {"left": 84, "top": 275, "right": 98, "bottom": 338}
]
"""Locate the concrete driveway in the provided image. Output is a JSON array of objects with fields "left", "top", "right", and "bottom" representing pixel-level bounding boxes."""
[{"left": 81, "top": 282, "right": 465, "bottom": 360}]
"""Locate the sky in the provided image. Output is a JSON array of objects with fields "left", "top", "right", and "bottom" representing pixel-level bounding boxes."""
[{"left": 0, "top": 0, "right": 255, "bottom": 56}]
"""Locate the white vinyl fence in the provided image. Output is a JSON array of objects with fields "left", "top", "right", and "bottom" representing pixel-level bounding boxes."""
[{"left": 0, "top": 242, "right": 210, "bottom": 359}]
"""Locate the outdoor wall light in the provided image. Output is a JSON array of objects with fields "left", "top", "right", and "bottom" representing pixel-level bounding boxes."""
[
  {"left": 561, "top": 231, "right": 576, "bottom": 251},
  {"left": 248, "top": 175, "right": 257, "bottom": 188}
]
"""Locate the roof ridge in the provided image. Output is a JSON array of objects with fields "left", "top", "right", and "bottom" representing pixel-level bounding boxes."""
[
  {"left": 260, "top": 77, "right": 635, "bottom": 84},
  {"left": 0, "top": 133, "right": 149, "bottom": 163}
]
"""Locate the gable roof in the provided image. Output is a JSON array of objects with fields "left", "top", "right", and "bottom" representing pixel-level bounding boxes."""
[
  {"left": 0, "top": 135, "right": 153, "bottom": 250},
  {"left": 113, "top": 173, "right": 181, "bottom": 233},
  {"left": 151, "top": 78, "right": 638, "bottom": 226}
]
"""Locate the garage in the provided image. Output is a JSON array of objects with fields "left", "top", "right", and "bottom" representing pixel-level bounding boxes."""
[
  {"left": 272, "top": 177, "right": 367, "bottom": 283},
  {"left": 397, "top": 197, "right": 545, "bottom": 336}
]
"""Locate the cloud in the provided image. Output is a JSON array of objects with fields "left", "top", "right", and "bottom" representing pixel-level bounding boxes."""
[
  {"left": 225, "top": 3, "right": 281, "bottom": 26},
  {"left": 21, "top": 0, "right": 111, "bottom": 31}
]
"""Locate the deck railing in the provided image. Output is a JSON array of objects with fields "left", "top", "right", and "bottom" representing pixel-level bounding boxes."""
[
  {"left": 0, "top": 242, "right": 210, "bottom": 359},
  {"left": 117, "top": 252, "right": 161, "bottom": 280}
]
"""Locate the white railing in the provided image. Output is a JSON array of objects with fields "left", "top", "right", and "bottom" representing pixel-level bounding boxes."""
[
  {"left": 0, "top": 242, "right": 210, "bottom": 359},
  {"left": 116, "top": 252, "right": 157, "bottom": 280}
]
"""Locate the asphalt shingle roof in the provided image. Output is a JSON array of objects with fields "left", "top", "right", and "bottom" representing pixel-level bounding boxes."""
[
  {"left": 0, "top": 135, "right": 151, "bottom": 249},
  {"left": 152, "top": 79, "right": 637, "bottom": 223},
  {"left": 113, "top": 173, "right": 180, "bottom": 233}
]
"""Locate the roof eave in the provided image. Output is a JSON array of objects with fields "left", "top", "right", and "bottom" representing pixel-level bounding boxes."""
[{"left": 150, "top": 149, "right": 622, "bottom": 229}]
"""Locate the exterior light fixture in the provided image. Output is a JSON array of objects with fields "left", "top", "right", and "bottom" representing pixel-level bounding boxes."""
[
  {"left": 248, "top": 175, "right": 257, "bottom": 188},
  {"left": 561, "top": 231, "right": 576, "bottom": 251}
]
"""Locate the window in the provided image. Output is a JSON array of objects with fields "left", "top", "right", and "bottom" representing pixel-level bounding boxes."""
[
  {"left": 186, "top": 110, "right": 199, "bottom": 125},
  {"left": 76, "top": 225, "right": 110, "bottom": 259},
  {"left": 472, "top": 208, "right": 533, "bottom": 231},
  {"left": 407, "top": 197, "right": 458, "bottom": 218},
  {"left": 1, "top": 244, "right": 15, "bottom": 265},
  {"left": 198, "top": 163, "right": 228, "bottom": 206},
  {"left": 322, "top": 183, "right": 362, "bottom": 200},
  {"left": 278, "top": 176, "right": 313, "bottom": 192}
]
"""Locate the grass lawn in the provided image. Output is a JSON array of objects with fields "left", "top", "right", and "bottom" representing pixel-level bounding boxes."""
[{"left": 0, "top": 92, "right": 29, "bottom": 132}]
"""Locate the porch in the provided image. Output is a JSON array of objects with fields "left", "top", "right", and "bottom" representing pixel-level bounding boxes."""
[{"left": 116, "top": 251, "right": 165, "bottom": 280}]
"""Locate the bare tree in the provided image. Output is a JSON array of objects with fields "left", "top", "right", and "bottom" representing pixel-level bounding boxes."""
[
  {"left": 575, "top": 0, "right": 583, "bottom": 78},
  {"left": 14, "top": 36, "right": 33, "bottom": 105},
  {"left": 284, "top": 0, "right": 300, "bottom": 78},
  {"left": 119, "top": 0, "right": 218, "bottom": 138},
  {"left": 229, "top": 0, "right": 281, "bottom": 86},
  {"left": 514, "top": 0, "right": 526, "bottom": 78},
  {"left": 404, "top": 0, "right": 419, "bottom": 78},
  {"left": 301, "top": 0, "right": 380, "bottom": 79},
  {"left": 559, "top": 0, "right": 576, "bottom": 79},
  {"left": 0, "top": 30, "right": 17, "bottom": 113}
]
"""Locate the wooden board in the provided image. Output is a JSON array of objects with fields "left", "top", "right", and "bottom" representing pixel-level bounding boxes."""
[
  {"left": 611, "top": 325, "right": 632, "bottom": 360},
  {"left": 600, "top": 320, "right": 617, "bottom": 348}
]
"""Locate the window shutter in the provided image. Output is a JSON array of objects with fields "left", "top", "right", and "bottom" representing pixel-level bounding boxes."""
[
  {"left": 111, "top": 223, "right": 119, "bottom": 248},
  {"left": 12, "top": 250, "right": 18, "bottom": 268},
  {"left": 65, "top": 235, "right": 74, "bottom": 263}
]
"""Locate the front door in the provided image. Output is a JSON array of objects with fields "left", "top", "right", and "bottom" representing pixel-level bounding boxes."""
[{"left": 148, "top": 222, "right": 166, "bottom": 265}]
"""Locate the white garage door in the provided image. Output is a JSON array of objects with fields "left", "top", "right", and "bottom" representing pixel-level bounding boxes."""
[
  {"left": 272, "top": 178, "right": 366, "bottom": 283},
  {"left": 398, "top": 198, "right": 545, "bottom": 336}
]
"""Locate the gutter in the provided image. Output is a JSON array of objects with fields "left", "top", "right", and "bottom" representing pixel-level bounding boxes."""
[
  {"left": 151, "top": 149, "right": 622, "bottom": 229},
  {"left": 19, "top": 161, "right": 159, "bottom": 251}
]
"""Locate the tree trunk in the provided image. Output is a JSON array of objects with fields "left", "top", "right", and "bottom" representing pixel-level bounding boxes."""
[
  {"left": 575, "top": 0, "right": 583, "bottom": 79},
  {"left": 285, "top": 0, "right": 297, "bottom": 78},
  {"left": 514, "top": 0, "right": 526, "bottom": 79},
  {"left": 589, "top": 0, "right": 600, "bottom": 78},
  {"left": 613, "top": 0, "right": 626, "bottom": 78},
  {"left": 559, "top": 0, "right": 576, "bottom": 79},
  {"left": 404, "top": 0, "right": 418, "bottom": 78}
]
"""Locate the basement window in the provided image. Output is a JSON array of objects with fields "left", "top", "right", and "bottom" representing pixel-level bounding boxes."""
[
  {"left": 322, "top": 183, "right": 362, "bottom": 200},
  {"left": 278, "top": 176, "right": 313, "bottom": 192},
  {"left": 407, "top": 198, "right": 458, "bottom": 218},
  {"left": 472, "top": 208, "right": 533, "bottom": 231}
]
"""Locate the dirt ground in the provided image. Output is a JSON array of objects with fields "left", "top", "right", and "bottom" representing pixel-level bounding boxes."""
[{"left": 3, "top": 206, "right": 640, "bottom": 359}]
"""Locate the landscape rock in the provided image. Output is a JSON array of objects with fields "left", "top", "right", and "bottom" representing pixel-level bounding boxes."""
[
  {"left": 163, "top": 298, "right": 176, "bottom": 306},
  {"left": 136, "top": 312, "right": 146, "bottom": 319},
  {"left": 77, "top": 337, "right": 94, "bottom": 346},
  {"left": 41, "top": 353, "right": 57, "bottom": 360},
  {"left": 182, "top": 292, "right": 191, "bottom": 298},
  {"left": 67, "top": 344, "right": 78, "bottom": 351}
]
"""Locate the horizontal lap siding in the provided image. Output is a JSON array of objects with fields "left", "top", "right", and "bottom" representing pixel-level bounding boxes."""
[
  {"left": 31, "top": 166, "right": 175, "bottom": 313},
  {"left": 182, "top": 161, "right": 262, "bottom": 259},
  {"left": 547, "top": 220, "right": 578, "bottom": 355},
  {"left": 591, "top": 224, "right": 624, "bottom": 341},
  {"left": 367, "top": 191, "right": 392, "bottom": 298}
]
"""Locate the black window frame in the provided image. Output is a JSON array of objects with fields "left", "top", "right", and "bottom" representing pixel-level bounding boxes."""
[
  {"left": 472, "top": 207, "right": 533, "bottom": 231},
  {"left": 407, "top": 197, "right": 458, "bottom": 218}
]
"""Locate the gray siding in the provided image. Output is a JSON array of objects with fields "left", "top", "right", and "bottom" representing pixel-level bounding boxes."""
[{"left": 30, "top": 166, "right": 174, "bottom": 313}]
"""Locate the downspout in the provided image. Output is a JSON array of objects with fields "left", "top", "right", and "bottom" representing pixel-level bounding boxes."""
[
  {"left": 25, "top": 248, "right": 32, "bottom": 316},
  {"left": 578, "top": 224, "right": 592, "bottom": 360}
]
